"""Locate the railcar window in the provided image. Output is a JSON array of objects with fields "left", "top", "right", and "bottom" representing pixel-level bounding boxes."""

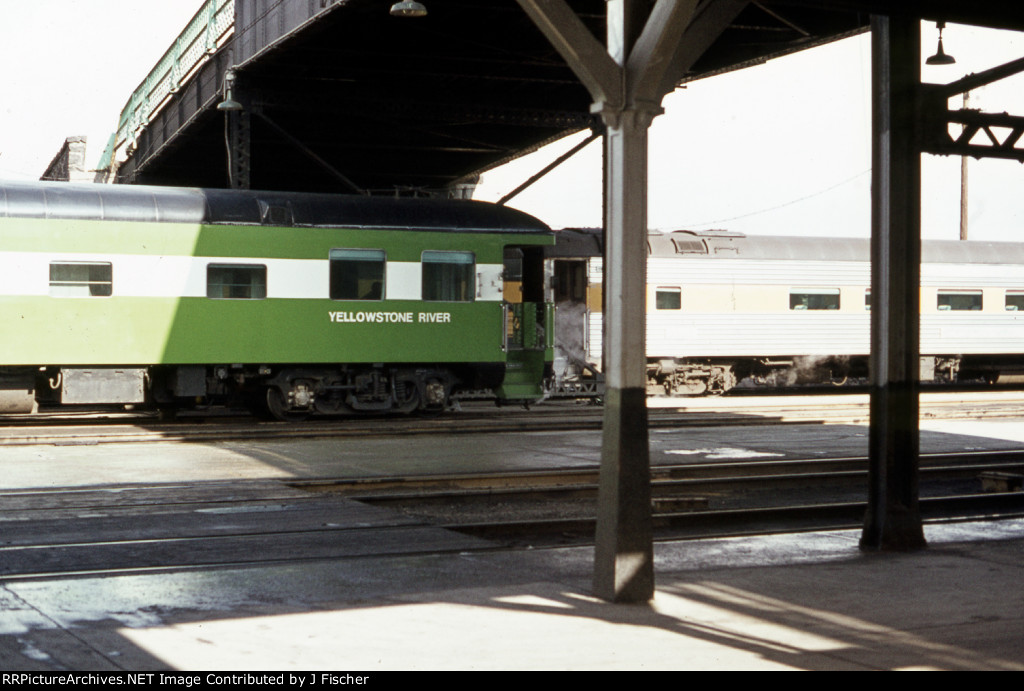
[
  {"left": 49, "top": 262, "right": 112, "bottom": 297},
  {"left": 207, "top": 264, "right": 267, "bottom": 299},
  {"left": 789, "top": 289, "right": 839, "bottom": 310},
  {"left": 259, "top": 201, "right": 294, "bottom": 226},
  {"left": 554, "top": 260, "right": 587, "bottom": 302},
  {"left": 656, "top": 287, "right": 681, "bottom": 310},
  {"left": 937, "top": 290, "right": 982, "bottom": 311},
  {"left": 504, "top": 256, "right": 523, "bottom": 282},
  {"left": 330, "top": 249, "right": 385, "bottom": 300},
  {"left": 502, "top": 249, "right": 524, "bottom": 304},
  {"left": 422, "top": 250, "right": 474, "bottom": 302},
  {"left": 1006, "top": 291, "right": 1024, "bottom": 311}
]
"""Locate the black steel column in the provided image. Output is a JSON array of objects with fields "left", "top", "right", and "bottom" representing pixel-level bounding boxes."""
[
  {"left": 861, "top": 15, "right": 926, "bottom": 552},
  {"left": 227, "top": 108, "right": 252, "bottom": 190}
]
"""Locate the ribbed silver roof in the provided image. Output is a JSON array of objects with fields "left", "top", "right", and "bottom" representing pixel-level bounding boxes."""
[
  {"left": 0, "top": 180, "right": 551, "bottom": 234},
  {"left": 641, "top": 230, "right": 1024, "bottom": 265}
]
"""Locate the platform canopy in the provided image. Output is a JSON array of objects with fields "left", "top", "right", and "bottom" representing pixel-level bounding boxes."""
[
  {"left": 114, "top": 1, "right": 1024, "bottom": 193},
  {"left": 114, "top": 1, "right": 1024, "bottom": 194},
  {"left": 112, "top": 1, "right": 869, "bottom": 191}
]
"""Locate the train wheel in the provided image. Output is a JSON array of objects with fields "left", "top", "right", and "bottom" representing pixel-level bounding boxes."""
[
  {"left": 674, "top": 379, "right": 708, "bottom": 396},
  {"left": 155, "top": 404, "right": 180, "bottom": 422},
  {"left": 263, "top": 387, "right": 309, "bottom": 422},
  {"left": 416, "top": 377, "right": 448, "bottom": 416}
]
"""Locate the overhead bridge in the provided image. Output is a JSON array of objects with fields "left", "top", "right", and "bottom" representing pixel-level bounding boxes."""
[{"left": 105, "top": 0, "right": 874, "bottom": 195}]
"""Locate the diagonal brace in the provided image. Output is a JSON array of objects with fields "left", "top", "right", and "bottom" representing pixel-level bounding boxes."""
[
  {"left": 516, "top": 0, "right": 622, "bottom": 108},
  {"left": 626, "top": 0, "right": 700, "bottom": 108},
  {"left": 632, "top": 0, "right": 747, "bottom": 103},
  {"left": 518, "top": 0, "right": 747, "bottom": 121}
]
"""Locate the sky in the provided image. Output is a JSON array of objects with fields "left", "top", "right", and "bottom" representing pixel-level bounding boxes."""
[
  {"left": 474, "top": 22, "right": 1024, "bottom": 243},
  {"left": 0, "top": 2, "right": 203, "bottom": 180},
  {"left": 1, "top": 3, "right": 1022, "bottom": 242}
]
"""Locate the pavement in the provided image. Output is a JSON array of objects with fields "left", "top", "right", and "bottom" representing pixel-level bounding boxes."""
[
  {"left": 2, "top": 516, "right": 1023, "bottom": 671},
  {"left": 3, "top": 400, "right": 1024, "bottom": 672}
]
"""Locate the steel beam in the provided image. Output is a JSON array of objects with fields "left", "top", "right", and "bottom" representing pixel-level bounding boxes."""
[
  {"left": 515, "top": 0, "right": 622, "bottom": 109},
  {"left": 918, "top": 56, "right": 1024, "bottom": 162},
  {"left": 497, "top": 129, "right": 601, "bottom": 205},
  {"left": 860, "top": 14, "right": 926, "bottom": 552},
  {"left": 921, "top": 103, "right": 1024, "bottom": 162},
  {"left": 638, "top": 0, "right": 747, "bottom": 99},
  {"left": 254, "top": 111, "right": 364, "bottom": 194},
  {"left": 226, "top": 108, "right": 252, "bottom": 190}
]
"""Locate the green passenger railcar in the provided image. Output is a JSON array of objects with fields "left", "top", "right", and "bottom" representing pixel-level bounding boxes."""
[{"left": 0, "top": 182, "right": 553, "bottom": 418}]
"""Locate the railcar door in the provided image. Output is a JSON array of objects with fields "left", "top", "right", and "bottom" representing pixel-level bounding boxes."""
[
  {"left": 551, "top": 259, "right": 592, "bottom": 383},
  {"left": 498, "top": 247, "right": 552, "bottom": 401}
]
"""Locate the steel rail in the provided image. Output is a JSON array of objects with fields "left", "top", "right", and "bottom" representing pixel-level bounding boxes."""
[
  {"left": 447, "top": 493, "right": 1024, "bottom": 546},
  {"left": 4, "top": 392, "right": 1024, "bottom": 445},
  {"left": 1, "top": 464, "right": 1021, "bottom": 582},
  {"left": 8, "top": 493, "right": 1019, "bottom": 583}
]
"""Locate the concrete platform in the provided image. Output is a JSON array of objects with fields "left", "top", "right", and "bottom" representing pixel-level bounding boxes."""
[{"left": 3, "top": 518, "right": 1023, "bottom": 671}]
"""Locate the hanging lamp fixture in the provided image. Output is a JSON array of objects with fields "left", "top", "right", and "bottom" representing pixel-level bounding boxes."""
[
  {"left": 390, "top": 1, "right": 427, "bottom": 18},
  {"left": 926, "top": 21, "right": 956, "bottom": 66},
  {"left": 217, "top": 69, "right": 243, "bottom": 111}
]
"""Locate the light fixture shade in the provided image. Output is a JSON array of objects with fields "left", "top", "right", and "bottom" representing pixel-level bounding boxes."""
[
  {"left": 218, "top": 68, "right": 244, "bottom": 111},
  {"left": 390, "top": 1, "right": 427, "bottom": 17},
  {"left": 217, "top": 96, "right": 243, "bottom": 112},
  {"left": 926, "top": 38, "right": 956, "bottom": 66},
  {"left": 926, "top": 21, "right": 955, "bottom": 66}
]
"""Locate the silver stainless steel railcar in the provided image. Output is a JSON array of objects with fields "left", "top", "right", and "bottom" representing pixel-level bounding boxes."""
[{"left": 547, "top": 228, "right": 1024, "bottom": 395}]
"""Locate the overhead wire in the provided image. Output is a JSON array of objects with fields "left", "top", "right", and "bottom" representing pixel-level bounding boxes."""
[{"left": 681, "top": 169, "right": 870, "bottom": 228}]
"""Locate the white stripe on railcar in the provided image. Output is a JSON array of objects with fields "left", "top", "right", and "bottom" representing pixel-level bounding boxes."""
[
  {"left": 648, "top": 258, "right": 872, "bottom": 286},
  {"left": 0, "top": 253, "right": 504, "bottom": 301},
  {"left": 922, "top": 263, "right": 1024, "bottom": 288}
]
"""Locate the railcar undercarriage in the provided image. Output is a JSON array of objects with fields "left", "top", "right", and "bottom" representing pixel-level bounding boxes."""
[
  {"left": 4, "top": 363, "right": 514, "bottom": 420},
  {"left": 2, "top": 352, "right": 1021, "bottom": 416},
  {"left": 639, "top": 354, "right": 1015, "bottom": 396},
  {"left": 255, "top": 366, "right": 457, "bottom": 418},
  {"left": 164, "top": 364, "right": 471, "bottom": 419},
  {"left": 646, "top": 355, "right": 870, "bottom": 395},
  {"left": 646, "top": 359, "right": 738, "bottom": 396}
]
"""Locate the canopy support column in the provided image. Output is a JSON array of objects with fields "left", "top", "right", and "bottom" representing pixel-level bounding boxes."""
[{"left": 861, "top": 14, "right": 926, "bottom": 552}]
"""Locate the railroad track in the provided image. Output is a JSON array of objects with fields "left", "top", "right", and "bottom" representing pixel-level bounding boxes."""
[
  {"left": 4, "top": 391, "right": 1024, "bottom": 445},
  {"left": 293, "top": 449, "right": 1024, "bottom": 493},
  {"left": 296, "top": 451, "right": 1024, "bottom": 545},
  {"left": 2, "top": 450, "right": 1022, "bottom": 581},
  {"left": 449, "top": 494, "right": 1024, "bottom": 547},
  {"left": 297, "top": 449, "right": 1024, "bottom": 506},
  {"left": 296, "top": 454, "right": 1024, "bottom": 544}
]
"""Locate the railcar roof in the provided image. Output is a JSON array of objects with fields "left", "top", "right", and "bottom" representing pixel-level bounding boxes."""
[
  {"left": 552, "top": 228, "right": 1024, "bottom": 265},
  {"left": 657, "top": 232, "right": 1024, "bottom": 265},
  {"left": 549, "top": 228, "right": 603, "bottom": 257},
  {"left": 0, "top": 181, "right": 551, "bottom": 234}
]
